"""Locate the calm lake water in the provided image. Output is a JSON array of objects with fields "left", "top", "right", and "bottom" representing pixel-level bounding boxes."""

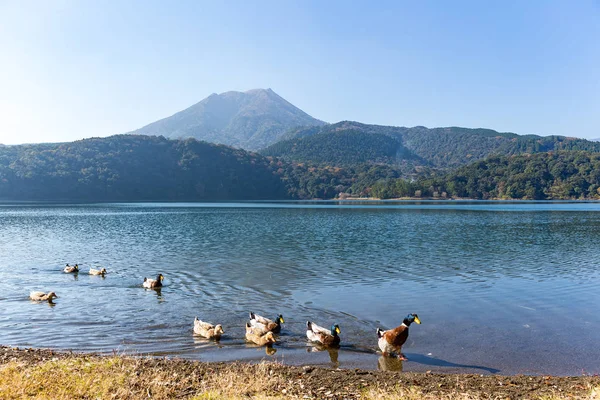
[{"left": 1, "top": 201, "right": 599, "bottom": 375}]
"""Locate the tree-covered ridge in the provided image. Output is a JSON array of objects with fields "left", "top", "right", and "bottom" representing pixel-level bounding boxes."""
[
  {"left": 0, "top": 135, "right": 289, "bottom": 200},
  {"left": 260, "top": 129, "right": 420, "bottom": 167},
  {"left": 370, "top": 151, "right": 600, "bottom": 200},
  {"left": 278, "top": 121, "right": 600, "bottom": 168}
]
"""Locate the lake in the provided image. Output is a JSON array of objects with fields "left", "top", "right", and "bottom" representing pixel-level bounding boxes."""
[{"left": 1, "top": 201, "right": 599, "bottom": 375}]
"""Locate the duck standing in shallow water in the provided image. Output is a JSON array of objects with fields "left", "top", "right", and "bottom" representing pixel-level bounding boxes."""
[
  {"left": 249, "top": 312, "right": 284, "bottom": 334},
  {"left": 63, "top": 264, "right": 79, "bottom": 273},
  {"left": 377, "top": 313, "right": 421, "bottom": 360},
  {"left": 30, "top": 291, "right": 58, "bottom": 302},
  {"left": 193, "top": 317, "right": 224, "bottom": 340},
  {"left": 89, "top": 268, "right": 107, "bottom": 276},
  {"left": 245, "top": 322, "right": 276, "bottom": 346},
  {"left": 143, "top": 274, "right": 164, "bottom": 288},
  {"left": 306, "top": 321, "right": 341, "bottom": 347}
]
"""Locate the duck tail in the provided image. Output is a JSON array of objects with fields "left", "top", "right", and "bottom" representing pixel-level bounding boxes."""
[
  {"left": 377, "top": 328, "right": 384, "bottom": 338},
  {"left": 249, "top": 312, "right": 255, "bottom": 320},
  {"left": 143, "top": 277, "right": 147, "bottom": 282},
  {"left": 306, "top": 321, "right": 312, "bottom": 330}
]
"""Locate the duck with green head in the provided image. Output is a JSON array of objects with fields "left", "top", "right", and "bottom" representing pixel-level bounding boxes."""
[
  {"left": 63, "top": 264, "right": 79, "bottom": 273},
  {"left": 306, "top": 321, "right": 341, "bottom": 347},
  {"left": 143, "top": 273, "right": 164, "bottom": 288},
  {"left": 377, "top": 313, "right": 421, "bottom": 360},
  {"left": 249, "top": 312, "right": 284, "bottom": 334}
]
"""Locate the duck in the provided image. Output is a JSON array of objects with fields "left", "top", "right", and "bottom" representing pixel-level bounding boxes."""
[
  {"left": 306, "top": 321, "right": 341, "bottom": 347},
  {"left": 89, "top": 267, "right": 107, "bottom": 276},
  {"left": 63, "top": 264, "right": 79, "bottom": 273},
  {"left": 143, "top": 274, "right": 164, "bottom": 288},
  {"left": 193, "top": 317, "right": 224, "bottom": 340},
  {"left": 30, "top": 291, "right": 58, "bottom": 302},
  {"left": 248, "top": 312, "right": 284, "bottom": 333},
  {"left": 377, "top": 313, "right": 421, "bottom": 360},
  {"left": 245, "top": 322, "right": 276, "bottom": 346}
]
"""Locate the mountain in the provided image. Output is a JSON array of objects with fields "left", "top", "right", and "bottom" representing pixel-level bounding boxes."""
[
  {"left": 128, "top": 89, "right": 326, "bottom": 150},
  {"left": 0, "top": 135, "right": 290, "bottom": 201},
  {"left": 268, "top": 121, "right": 600, "bottom": 169}
]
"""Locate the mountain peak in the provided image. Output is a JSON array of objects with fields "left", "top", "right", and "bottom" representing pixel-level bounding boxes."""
[{"left": 130, "top": 89, "right": 325, "bottom": 150}]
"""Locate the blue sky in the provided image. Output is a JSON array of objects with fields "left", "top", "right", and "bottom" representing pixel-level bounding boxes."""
[{"left": 1, "top": 0, "right": 598, "bottom": 144}]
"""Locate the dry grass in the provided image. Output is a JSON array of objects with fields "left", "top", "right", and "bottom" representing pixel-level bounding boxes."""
[
  {"left": 0, "top": 357, "right": 289, "bottom": 400},
  {"left": 0, "top": 353, "right": 598, "bottom": 399}
]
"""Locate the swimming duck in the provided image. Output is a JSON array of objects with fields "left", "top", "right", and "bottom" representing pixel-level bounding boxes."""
[
  {"left": 377, "top": 313, "right": 421, "bottom": 360},
  {"left": 30, "top": 291, "right": 58, "bottom": 302},
  {"left": 249, "top": 312, "right": 284, "bottom": 333},
  {"left": 143, "top": 274, "right": 164, "bottom": 288},
  {"left": 245, "top": 322, "right": 276, "bottom": 346},
  {"left": 63, "top": 264, "right": 79, "bottom": 273},
  {"left": 89, "top": 268, "right": 107, "bottom": 276},
  {"left": 306, "top": 321, "right": 341, "bottom": 347},
  {"left": 193, "top": 317, "right": 224, "bottom": 340}
]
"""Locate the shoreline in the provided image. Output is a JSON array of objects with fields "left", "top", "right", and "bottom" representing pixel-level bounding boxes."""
[{"left": 1, "top": 346, "right": 598, "bottom": 399}]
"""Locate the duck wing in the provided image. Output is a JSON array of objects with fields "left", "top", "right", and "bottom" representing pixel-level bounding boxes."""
[
  {"left": 384, "top": 325, "right": 409, "bottom": 347},
  {"left": 307, "top": 321, "right": 330, "bottom": 335},
  {"left": 249, "top": 312, "right": 274, "bottom": 325}
]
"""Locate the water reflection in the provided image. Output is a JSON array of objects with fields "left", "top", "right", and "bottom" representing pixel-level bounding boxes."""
[
  {"left": 378, "top": 356, "right": 403, "bottom": 371},
  {"left": 307, "top": 344, "right": 339, "bottom": 368}
]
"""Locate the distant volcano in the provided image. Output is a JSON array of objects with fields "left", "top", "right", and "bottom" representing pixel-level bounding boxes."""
[{"left": 128, "top": 88, "right": 325, "bottom": 150}]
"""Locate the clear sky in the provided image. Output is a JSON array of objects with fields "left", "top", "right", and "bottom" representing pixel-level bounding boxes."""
[{"left": 0, "top": 0, "right": 598, "bottom": 144}]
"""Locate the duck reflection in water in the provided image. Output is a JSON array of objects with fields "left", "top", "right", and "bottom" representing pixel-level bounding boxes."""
[
  {"left": 378, "top": 355, "right": 403, "bottom": 371},
  {"left": 265, "top": 346, "right": 277, "bottom": 356},
  {"left": 307, "top": 344, "right": 339, "bottom": 368}
]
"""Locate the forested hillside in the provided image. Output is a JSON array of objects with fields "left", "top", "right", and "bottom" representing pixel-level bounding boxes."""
[
  {"left": 0, "top": 135, "right": 289, "bottom": 200},
  {"left": 260, "top": 129, "right": 421, "bottom": 167},
  {"left": 276, "top": 121, "right": 600, "bottom": 168},
  {"left": 370, "top": 151, "right": 600, "bottom": 200}
]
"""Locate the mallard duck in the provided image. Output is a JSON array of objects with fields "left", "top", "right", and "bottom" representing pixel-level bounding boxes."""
[
  {"left": 249, "top": 312, "right": 284, "bottom": 333},
  {"left": 377, "top": 313, "right": 421, "bottom": 360},
  {"left": 143, "top": 274, "right": 164, "bottom": 288},
  {"left": 30, "top": 291, "right": 58, "bottom": 302},
  {"left": 63, "top": 264, "right": 79, "bottom": 273},
  {"left": 89, "top": 268, "right": 107, "bottom": 276},
  {"left": 245, "top": 322, "right": 276, "bottom": 346},
  {"left": 193, "top": 317, "right": 224, "bottom": 339},
  {"left": 306, "top": 321, "right": 341, "bottom": 347}
]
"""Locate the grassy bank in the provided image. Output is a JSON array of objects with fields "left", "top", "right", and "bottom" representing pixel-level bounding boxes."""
[{"left": 1, "top": 347, "right": 598, "bottom": 399}]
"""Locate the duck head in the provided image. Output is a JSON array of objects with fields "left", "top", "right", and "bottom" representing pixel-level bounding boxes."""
[
  {"left": 331, "top": 324, "right": 341, "bottom": 336},
  {"left": 47, "top": 292, "right": 58, "bottom": 300},
  {"left": 158, "top": 274, "right": 164, "bottom": 282},
  {"left": 403, "top": 313, "right": 421, "bottom": 326},
  {"left": 214, "top": 324, "right": 224, "bottom": 335},
  {"left": 276, "top": 314, "right": 285, "bottom": 324}
]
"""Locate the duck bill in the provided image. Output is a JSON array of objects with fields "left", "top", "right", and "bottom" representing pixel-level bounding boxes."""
[
  {"left": 414, "top": 316, "right": 422, "bottom": 324},
  {"left": 335, "top": 326, "right": 341, "bottom": 334}
]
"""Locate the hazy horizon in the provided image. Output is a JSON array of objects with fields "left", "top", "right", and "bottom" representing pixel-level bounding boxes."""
[{"left": 1, "top": 1, "right": 598, "bottom": 145}]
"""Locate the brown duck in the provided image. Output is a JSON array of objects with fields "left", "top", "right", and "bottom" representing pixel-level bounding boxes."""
[{"left": 377, "top": 313, "right": 421, "bottom": 360}]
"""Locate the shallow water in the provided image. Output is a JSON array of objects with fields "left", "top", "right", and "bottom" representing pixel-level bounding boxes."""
[{"left": 1, "top": 201, "right": 599, "bottom": 375}]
